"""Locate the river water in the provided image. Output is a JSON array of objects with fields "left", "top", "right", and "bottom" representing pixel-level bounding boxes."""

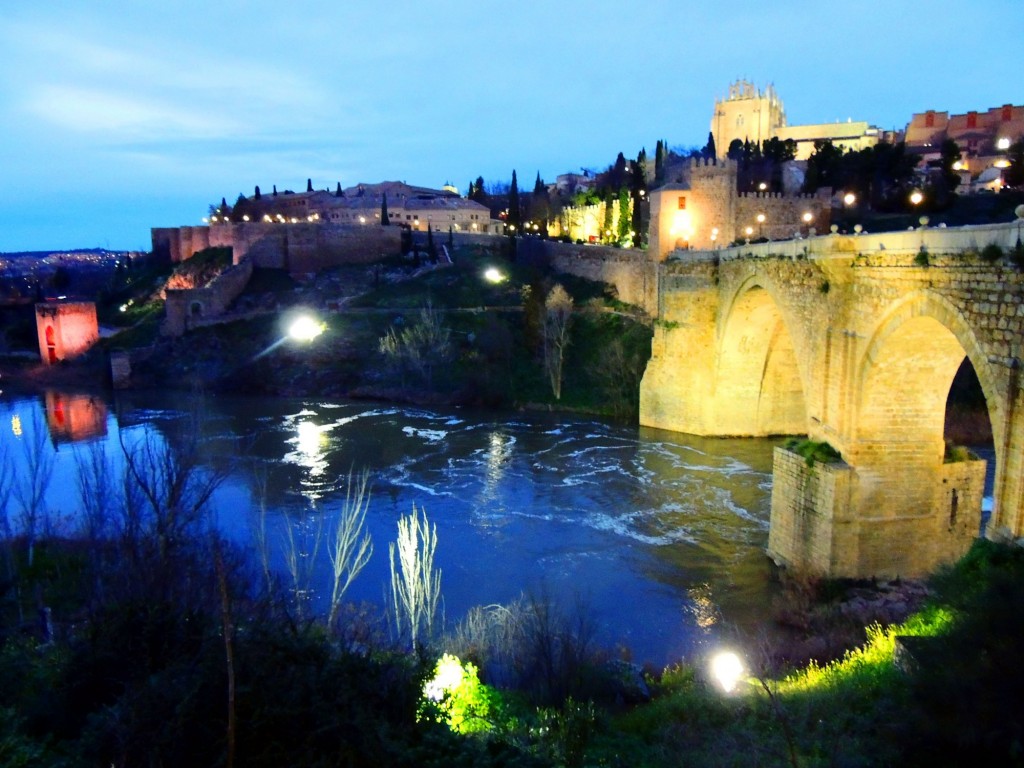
[{"left": 2, "top": 390, "right": 786, "bottom": 665}]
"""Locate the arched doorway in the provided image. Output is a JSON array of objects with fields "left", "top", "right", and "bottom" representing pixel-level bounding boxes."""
[{"left": 45, "top": 325, "right": 57, "bottom": 364}]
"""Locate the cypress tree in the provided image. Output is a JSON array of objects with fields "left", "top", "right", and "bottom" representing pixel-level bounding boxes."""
[
  {"left": 632, "top": 149, "right": 646, "bottom": 247},
  {"left": 655, "top": 140, "right": 666, "bottom": 184},
  {"left": 617, "top": 187, "right": 631, "bottom": 242},
  {"left": 381, "top": 193, "right": 391, "bottom": 225},
  {"left": 336, "top": 182, "right": 343, "bottom": 197},
  {"left": 705, "top": 131, "right": 717, "bottom": 159},
  {"left": 254, "top": 185, "right": 261, "bottom": 200},
  {"left": 426, "top": 225, "right": 437, "bottom": 263},
  {"left": 273, "top": 185, "right": 278, "bottom": 197},
  {"left": 508, "top": 170, "right": 520, "bottom": 234},
  {"left": 306, "top": 178, "right": 313, "bottom": 193}
]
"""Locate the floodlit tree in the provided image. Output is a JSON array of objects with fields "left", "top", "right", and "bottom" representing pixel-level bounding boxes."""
[
  {"left": 327, "top": 469, "right": 374, "bottom": 627},
  {"left": 378, "top": 301, "right": 453, "bottom": 390},
  {"left": 389, "top": 503, "right": 441, "bottom": 646},
  {"left": 617, "top": 187, "right": 631, "bottom": 242},
  {"left": 543, "top": 284, "right": 573, "bottom": 400}
]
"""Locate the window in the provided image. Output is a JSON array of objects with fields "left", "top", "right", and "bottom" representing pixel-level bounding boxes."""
[
  {"left": 1003, "top": 105, "right": 1013, "bottom": 122},
  {"left": 966, "top": 112, "right": 978, "bottom": 129},
  {"left": 677, "top": 196, "right": 687, "bottom": 210},
  {"left": 925, "top": 111, "right": 935, "bottom": 128}
]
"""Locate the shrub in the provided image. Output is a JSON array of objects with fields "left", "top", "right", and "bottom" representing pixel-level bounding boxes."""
[
  {"left": 783, "top": 438, "right": 841, "bottom": 467},
  {"left": 980, "top": 242, "right": 1004, "bottom": 262}
]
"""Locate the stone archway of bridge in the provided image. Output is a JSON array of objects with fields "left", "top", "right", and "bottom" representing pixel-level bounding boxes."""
[
  {"left": 847, "top": 292, "right": 999, "bottom": 574},
  {"left": 715, "top": 279, "right": 808, "bottom": 436}
]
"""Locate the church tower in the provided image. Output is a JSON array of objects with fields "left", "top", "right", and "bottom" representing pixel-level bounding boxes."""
[{"left": 711, "top": 80, "right": 787, "bottom": 158}]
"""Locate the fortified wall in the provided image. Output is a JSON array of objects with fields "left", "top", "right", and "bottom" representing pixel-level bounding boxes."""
[
  {"left": 641, "top": 218, "right": 1024, "bottom": 578},
  {"left": 162, "top": 259, "right": 253, "bottom": 337},
  {"left": 516, "top": 239, "right": 657, "bottom": 315},
  {"left": 648, "top": 158, "right": 831, "bottom": 256},
  {"left": 152, "top": 223, "right": 403, "bottom": 277}
]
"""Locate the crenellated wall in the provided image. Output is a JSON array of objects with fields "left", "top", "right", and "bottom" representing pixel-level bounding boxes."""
[{"left": 152, "top": 223, "right": 403, "bottom": 275}]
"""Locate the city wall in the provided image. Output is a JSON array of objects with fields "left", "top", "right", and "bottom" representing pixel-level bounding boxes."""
[
  {"left": 162, "top": 258, "right": 253, "bottom": 337},
  {"left": 517, "top": 239, "right": 657, "bottom": 315},
  {"left": 152, "top": 223, "right": 404, "bottom": 276}
]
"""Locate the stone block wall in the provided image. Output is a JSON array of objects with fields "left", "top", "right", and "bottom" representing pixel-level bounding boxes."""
[
  {"left": 162, "top": 259, "right": 253, "bottom": 337},
  {"left": 768, "top": 448, "right": 851, "bottom": 575},
  {"left": 517, "top": 239, "right": 657, "bottom": 314},
  {"left": 35, "top": 302, "right": 99, "bottom": 364}
]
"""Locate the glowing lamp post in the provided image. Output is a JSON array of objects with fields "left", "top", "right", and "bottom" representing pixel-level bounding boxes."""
[
  {"left": 744, "top": 226, "right": 753, "bottom": 244},
  {"left": 288, "top": 316, "right": 325, "bottom": 342},
  {"left": 756, "top": 213, "right": 766, "bottom": 239},
  {"left": 802, "top": 211, "right": 813, "bottom": 238},
  {"left": 909, "top": 190, "right": 924, "bottom": 207},
  {"left": 483, "top": 267, "right": 505, "bottom": 284},
  {"left": 711, "top": 651, "right": 744, "bottom": 693}
]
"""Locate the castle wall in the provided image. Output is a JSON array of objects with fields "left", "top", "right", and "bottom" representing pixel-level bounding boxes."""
[
  {"left": 162, "top": 259, "right": 254, "bottom": 337},
  {"left": 153, "top": 223, "right": 405, "bottom": 275}
]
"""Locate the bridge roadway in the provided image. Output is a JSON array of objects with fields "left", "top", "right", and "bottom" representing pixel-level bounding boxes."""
[{"left": 639, "top": 219, "right": 1024, "bottom": 578}]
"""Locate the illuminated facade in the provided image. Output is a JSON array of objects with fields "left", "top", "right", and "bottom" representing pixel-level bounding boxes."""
[
  {"left": 711, "top": 80, "right": 880, "bottom": 161},
  {"left": 649, "top": 158, "right": 831, "bottom": 257},
  {"left": 34, "top": 301, "right": 99, "bottom": 365}
]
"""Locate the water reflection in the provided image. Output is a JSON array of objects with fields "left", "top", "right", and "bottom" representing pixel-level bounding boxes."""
[{"left": 44, "top": 391, "right": 107, "bottom": 444}]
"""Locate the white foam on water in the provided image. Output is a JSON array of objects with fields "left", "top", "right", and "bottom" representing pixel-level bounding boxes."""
[{"left": 401, "top": 426, "right": 448, "bottom": 442}]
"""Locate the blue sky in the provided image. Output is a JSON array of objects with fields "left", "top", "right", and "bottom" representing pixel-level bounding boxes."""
[{"left": 1, "top": 1, "right": 1021, "bottom": 252}]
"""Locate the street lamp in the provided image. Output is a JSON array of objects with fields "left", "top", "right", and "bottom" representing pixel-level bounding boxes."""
[
  {"left": 997, "top": 137, "right": 1011, "bottom": 151},
  {"left": 802, "top": 211, "right": 813, "bottom": 237},
  {"left": 910, "top": 190, "right": 924, "bottom": 207},
  {"left": 756, "top": 213, "right": 766, "bottom": 239},
  {"left": 843, "top": 192, "right": 856, "bottom": 207},
  {"left": 744, "top": 226, "right": 753, "bottom": 244}
]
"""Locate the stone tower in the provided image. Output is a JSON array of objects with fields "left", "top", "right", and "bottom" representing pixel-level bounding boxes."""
[{"left": 711, "top": 80, "right": 787, "bottom": 158}]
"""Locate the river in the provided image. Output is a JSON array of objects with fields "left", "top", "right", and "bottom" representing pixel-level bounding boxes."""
[{"left": 2, "top": 389, "right": 787, "bottom": 666}]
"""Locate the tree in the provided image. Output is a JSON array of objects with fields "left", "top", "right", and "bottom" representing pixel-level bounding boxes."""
[
  {"left": 426, "top": 225, "right": 437, "bottom": 263},
  {"left": 389, "top": 504, "right": 441, "bottom": 646},
  {"left": 508, "top": 170, "right": 521, "bottom": 234},
  {"left": 1004, "top": 139, "right": 1024, "bottom": 189},
  {"left": 703, "top": 131, "right": 717, "bottom": 159},
  {"left": 543, "top": 284, "right": 573, "bottom": 400},
  {"left": 602, "top": 189, "right": 614, "bottom": 242},
  {"left": 802, "top": 140, "right": 846, "bottom": 193},
  {"left": 654, "top": 140, "right": 666, "bottom": 184},
  {"left": 617, "top": 187, "right": 631, "bottom": 242},
  {"left": 631, "top": 149, "right": 646, "bottom": 247},
  {"left": 254, "top": 185, "right": 261, "bottom": 200},
  {"left": 306, "top": 178, "right": 313, "bottom": 193},
  {"left": 272, "top": 185, "right": 278, "bottom": 197},
  {"left": 939, "top": 139, "right": 962, "bottom": 193},
  {"left": 381, "top": 192, "right": 390, "bottom": 225},
  {"left": 378, "top": 302, "right": 453, "bottom": 390},
  {"left": 530, "top": 172, "right": 551, "bottom": 233},
  {"left": 13, "top": 410, "right": 55, "bottom": 567},
  {"left": 470, "top": 175, "right": 488, "bottom": 204},
  {"left": 336, "top": 182, "right": 344, "bottom": 197},
  {"left": 327, "top": 469, "right": 373, "bottom": 628}
]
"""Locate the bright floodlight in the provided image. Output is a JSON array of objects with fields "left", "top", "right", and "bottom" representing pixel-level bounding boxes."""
[
  {"left": 843, "top": 192, "right": 856, "bottom": 206},
  {"left": 484, "top": 267, "right": 505, "bottom": 284},
  {"left": 711, "top": 651, "right": 744, "bottom": 693},
  {"left": 910, "top": 190, "right": 924, "bottom": 206},
  {"left": 289, "top": 316, "right": 324, "bottom": 342},
  {"left": 997, "top": 137, "right": 1011, "bottom": 151}
]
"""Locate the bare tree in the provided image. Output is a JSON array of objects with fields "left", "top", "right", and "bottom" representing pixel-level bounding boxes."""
[
  {"left": 543, "top": 284, "right": 573, "bottom": 400},
  {"left": 327, "top": 468, "right": 373, "bottom": 627},
  {"left": 74, "top": 441, "right": 117, "bottom": 603},
  {"left": 281, "top": 510, "right": 325, "bottom": 622},
  {"left": 117, "top": 406, "right": 228, "bottom": 567},
  {"left": 13, "top": 409, "right": 55, "bottom": 567},
  {"left": 389, "top": 504, "right": 441, "bottom": 646},
  {"left": 378, "top": 302, "right": 453, "bottom": 390}
]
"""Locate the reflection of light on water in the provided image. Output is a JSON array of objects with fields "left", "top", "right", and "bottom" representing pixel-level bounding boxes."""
[
  {"left": 296, "top": 421, "right": 325, "bottom": 472},
  {"left": 486, "top": 430, "right": 512, "bottom": 487},
  {"left": 11, "top": 414, "right": 22, "bottom": 437},
  {"left": 687, "top": 583, "right": 719, "bottom": 629}
]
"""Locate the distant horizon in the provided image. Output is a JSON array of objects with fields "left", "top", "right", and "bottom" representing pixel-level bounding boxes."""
[{"left": 2, "top": 1, "right": 1020, "bottom": 252}]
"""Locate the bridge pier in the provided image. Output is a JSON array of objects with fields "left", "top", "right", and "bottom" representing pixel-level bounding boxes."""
[{"left": 768, "top": 447, "right": 986, "bottom": 578}]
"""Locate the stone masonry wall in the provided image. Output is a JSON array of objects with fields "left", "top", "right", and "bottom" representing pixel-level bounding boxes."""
[{"left": 162, "top": 259, "right": 254, "bottom": 337}]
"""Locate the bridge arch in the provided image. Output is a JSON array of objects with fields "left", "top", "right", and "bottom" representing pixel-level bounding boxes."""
[
  {"left": 854, "top": 290, "right": 999, "bottom": 533},
  {"left": 714, "top": 274, "right": 810, "bottom": 436},
  {"left": 856, "top": 290, "right": 1001, "bottom": 451}
]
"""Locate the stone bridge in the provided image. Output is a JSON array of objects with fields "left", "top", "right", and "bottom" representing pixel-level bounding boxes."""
[{"left": 639, "top": 220, "right": 1024, "bottom": 578}]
